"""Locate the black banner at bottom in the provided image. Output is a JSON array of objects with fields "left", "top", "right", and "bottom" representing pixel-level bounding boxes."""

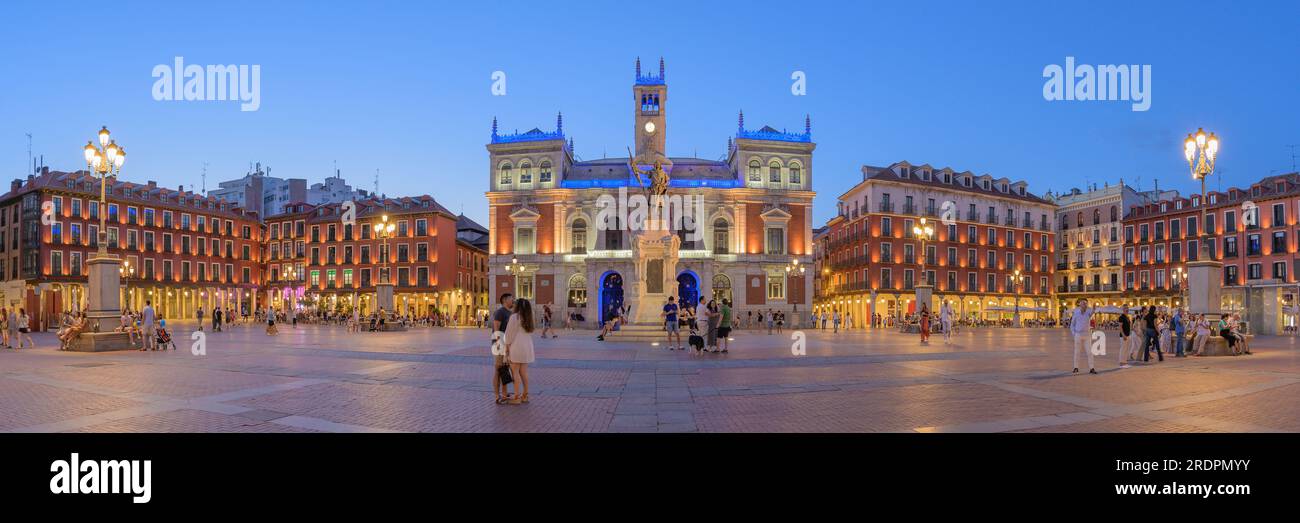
[{"left": 1, "top": 433, "right": 1290, "bottom": 513}]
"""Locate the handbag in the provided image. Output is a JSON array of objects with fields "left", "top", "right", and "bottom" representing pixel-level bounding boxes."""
[{"left": 496, "top": 361, "right": 514, "bottom": 385}]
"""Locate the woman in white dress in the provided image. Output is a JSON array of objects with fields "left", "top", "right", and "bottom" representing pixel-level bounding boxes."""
[{"left": 505, "top": 298, "right": 537, "bottom": 404}]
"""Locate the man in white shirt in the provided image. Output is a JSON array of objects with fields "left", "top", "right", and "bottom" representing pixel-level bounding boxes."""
[
  {"left": 141, "top": 300, "right": 157, "bottom": 351},
  {"left": 940, "top": 301, "right": 954, "bottom": 343},
  {"left": 1069, "top": 298, "right": 1097, "bottom": 374}
]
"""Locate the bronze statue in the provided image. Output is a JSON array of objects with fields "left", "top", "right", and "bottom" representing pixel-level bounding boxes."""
[{"left": 628, "top": 148, "right": 669, "bottom": 199}]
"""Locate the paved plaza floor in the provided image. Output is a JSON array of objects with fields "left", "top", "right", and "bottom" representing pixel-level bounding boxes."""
[{"left": 1, "top": 322, "right": 1297, "bottom": 433}]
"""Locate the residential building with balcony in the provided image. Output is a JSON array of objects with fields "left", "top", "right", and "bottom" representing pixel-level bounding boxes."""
[
  {"left": 1121, "top": 172, "right": 1300, "bottom": 334},
  {"left": 814, "top": 161, "right": 1056, "bottom": 325},
  {"left": 1048, "top": 183, "right": 1151, "bottom": 311}
]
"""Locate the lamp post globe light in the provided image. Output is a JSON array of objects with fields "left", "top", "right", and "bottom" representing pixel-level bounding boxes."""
[
  {"left": 1183, "top": 128, "right": 1223, "bottom": 316},
  {"left": 912, "top": 217, "right": 935, "bottom": 314},
  {"left": 72, "top": 127, "right": 133, "bottom": 350}
]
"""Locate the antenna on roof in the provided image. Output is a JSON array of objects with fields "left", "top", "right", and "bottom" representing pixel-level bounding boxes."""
[
  {"left": 25, "top": 133, "right": 32, "bottom": 176},
  {"left": 202, "top": 162, "right": 208, "bottom": 195},
  {"left": 374, "top": 168, "right": 380, "bottom": 195},
  {"left": 1287, "top": 144, "right": 1299, "bottom": 172}
]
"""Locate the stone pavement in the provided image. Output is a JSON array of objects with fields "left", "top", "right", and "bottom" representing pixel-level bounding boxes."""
[{"left": 0, "top": 321, "right": 1296, "bottom": 433}]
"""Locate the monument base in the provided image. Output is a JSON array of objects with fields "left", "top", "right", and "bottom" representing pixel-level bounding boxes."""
[
  {"left": 913, "top": 285, "right": 933, "bottom": 315},
  {"left": 1186, "top": 259, "right": 1224, "bottom": 315},
  {"left": 65, "top": 331, "right": 135, "bottom": 352}
]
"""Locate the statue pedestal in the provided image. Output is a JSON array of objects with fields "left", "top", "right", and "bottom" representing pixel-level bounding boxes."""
[
  {"left": 67, "top": 331, "right": 135, "bottom": 352},
  {"left": 913, "top": 285, "right": 933, "bottom": 315},
  {"left": 85, "top": 251, "right": 122, "bottom": 329},
  {"left": 375, "top": 282, "right": 395, "bottom": 313},
  {"left": 1186, "top": 260, "right": 1223, "bottom": 315},
  {"left": 629, "top": 225, "right": 680, "bottom": 324}
]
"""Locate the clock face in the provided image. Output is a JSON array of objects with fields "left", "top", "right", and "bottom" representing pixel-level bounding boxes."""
[{"left": 644, "top": 121, "right": 656, "bottom": 134}]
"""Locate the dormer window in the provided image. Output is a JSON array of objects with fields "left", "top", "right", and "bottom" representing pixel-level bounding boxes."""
[
  {"left": 943, "top": 173, "right": 951, "bottom": 184},
  {"left": 982, "top": 180, "right": 990, "bottom": 190},
  {"left": 1000, "top": 183, "right": 1007, "bottom": 192}
]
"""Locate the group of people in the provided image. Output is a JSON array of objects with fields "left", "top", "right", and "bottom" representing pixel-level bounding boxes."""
[
  {"left": 660, "top": 295, "right": 734, "bottom": 353},
  {"left": 0, "top": 307, "right": 35, "bottom": 350},
  {"left": 117, "top": 300, "right": 172, "bottom": 351},
  {"left": 1069, "top": 298, "right": 1254, "bottom": 375}
]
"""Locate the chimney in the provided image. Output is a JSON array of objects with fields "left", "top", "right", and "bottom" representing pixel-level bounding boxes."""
[
  {"left": 11, "top": 179, "right": 22, "bottom": 192},
  {"left": 148, "top": 180, "right": 157, "bottom": 188}
]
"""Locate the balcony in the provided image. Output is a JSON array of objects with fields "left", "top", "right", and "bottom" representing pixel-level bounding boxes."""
[
  {"left": 1073, "top": 261, "right": 1084, "bottom": 269},
  {"left": 965, "top": 211, "right": 978, "bottom": 222},
  {"left": 1088, "top": 260, "right": 1100, "bottom": 268},
  {"left": 985, "top": 214, "right": 998, "bottom": 224},
  {"left": 1004, "top": 215, "right": 1015, "bottom": 226},
  {"left": 902, "top": 203, "right": 916, "bottom": 215},
  {"left": 1106, "top": 258, "right": 1119, "bottom": 267},
  {"left": 1056, "top": 262, "right": 1068, "bottom": 270},
  {"left": 878, "top": 202, "right": 894, "bottom": 213}
]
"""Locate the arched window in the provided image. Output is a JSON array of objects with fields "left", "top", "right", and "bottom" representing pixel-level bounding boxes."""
[
  {"left": 519, "top": 161, "right": 533, "bottom": 184},
  {"left": 1110, "top": 206, "right": 1118, "bottom": 222},
  {"left": 498, "top": 163, "right": 513, "bottom": 185},
  {"left": 567, "top": 273, "right": 587, "bottom": 308},
  {"left": 540, "top": 161, "right": 552, "bottom": 183},
  {"left": 748, "top": 160, "right": 761, "bottom": 181},
  {"left": 1076, "top": 212, "right": 1083, "bottom": 227},
  {"left": 570, "top": 218, "right": 587, "bottom": 254},
  {"left": 603, "top": 217, "right": 623, "bottom": 250},
  {"left": 769, "top": 161, "right": 782, "bottom": 183},
  {"left": 712, "top": 273, "right": 732, "bottom": 303},
  {"left": 1093, "top": 209, "right": 1101, "bottom": 225},
  {"left": 713, "top": 218, "right": 730, "bottom": 254},
  {"left": 789, "top": 163, "right": 802, "bottom": 184}
]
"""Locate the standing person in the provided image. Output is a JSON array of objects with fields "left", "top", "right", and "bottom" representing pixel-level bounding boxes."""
[
  {"left": 504, "top": 298, "right": 536, "bottom": 405},
  {"left": 832, "top": 309, "right": 840, "bottom": 333},
  {"left": 266, "top": 307, "right": 278, "bottom": 335},
  {"left": 940, "top": 301, "right": 954, "bottom": 343},
  {"left": 662, "top": 296, "right": 681, "bottom": 350},
  {"left": 1069, "top": 298, "right": 1097, "bottom": 375},
  {"left": 845, "top": 312, "right": 853, "bottom": 330},
  {"left": 1117, "top": 309, "right": 1133, "bottom": 368},
  {"left": 705, "top": 299, "right": 722, "bottom": 352},
  {"left": 15, "top": 308, "right": 34, "bottom": 349},
  {"left": 718, "top": 299, "right": 733, "bottom": 353},
  {"left": 141, "top": 300, "right": 157, "bottom": 351},
  {"left": 540, "top": 304, "right": 556, "bottom": 339},
  {"left": 0, "top": 307, "right": 9, "bottom": 349},
  {"left": 491, "top": 293, "right": 517, "bottom": 404},
  {"left": 1142, "top": 305, "right": 1162, "bottom": 362},
  {"left": 1171, "top": 308, "right": 1186, "bottom": 357},
  {"left": 7, "top": 308, "right": 18, "bottom": 350},
  {"left": 695, "top": 299, "right": 712, "bottom": 353},
  {"left": 196, "top": 306, "right": 205, "bottom": 332},
  {"left": 212, "top": 306, "right": 222, "bottom": 332},
  {"left": 775, "top": 309, "right": 784, "bottom": 335},
  {"left": 919, "top": 304, "right": 931, "bottom": 343},
  {"left": 766, "top": 309, "right": 775, "bottom": 335}
]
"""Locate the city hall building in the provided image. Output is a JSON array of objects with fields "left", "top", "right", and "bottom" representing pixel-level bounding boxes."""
[{"left": 486, "top": 59, "right": 815, "bottom": 326}]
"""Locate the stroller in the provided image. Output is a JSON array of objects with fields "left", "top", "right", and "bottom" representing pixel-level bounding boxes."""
[{"left": 156, "top": 323, "right": 178, "bottom": 350}]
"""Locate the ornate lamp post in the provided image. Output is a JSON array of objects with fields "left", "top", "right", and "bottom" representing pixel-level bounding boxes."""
[
  {"left": 1013, "top": 269, "right": 1023, "bottom": 327},
  {"left": 911, "top": 217, "right": 935, "bottom": 314},
  {"left": 1184, "top": 128, "right": 1222, "bottom": 316},
  {"left": 372, "top": 215, "right": 397, "bottom": 316},
  {"left": 75, "top": 127, "right": 131, "bottom": 344}
]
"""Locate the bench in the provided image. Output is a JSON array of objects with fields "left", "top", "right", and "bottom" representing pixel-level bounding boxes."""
[{"left": 1198, "top": 334, "right": 1255, "bottom": 357}]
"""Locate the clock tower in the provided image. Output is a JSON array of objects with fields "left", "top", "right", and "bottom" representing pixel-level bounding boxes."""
[{"left": 633, "top": 57, "right": 668, "bottom": 166}]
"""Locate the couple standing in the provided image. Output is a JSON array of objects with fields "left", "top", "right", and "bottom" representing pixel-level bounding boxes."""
[{"left": 491, "top": 293, "right": 536, "bottom": 405}]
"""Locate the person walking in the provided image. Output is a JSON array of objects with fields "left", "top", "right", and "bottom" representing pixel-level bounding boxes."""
[
  {"left": 15, "top": 308, "right": 34, "bottom": 349},
  {"left": 662, "top": 296, "right": 682, "bottom": 350},
  {"left": 141, "top": 300, "right": 157, "bottom": 351},
  {"left": 940, "top": 301, "right": 954, "bottom": 343},
  {"left": 1142, "top": 305, "right": 1162, "bottom": 362},
  {"left": 540, "top": 304, "right": 556, "bottom": 339},
  {"left": 832, "top": 309, "right": 840, "bottom": 334},
  {"left": 491, "top": 293, "right": 517, "bottom": 404},
  {"left": 196, "top": 306, "right": 205, "bottom": 332},
  {"left": 1069, "top": 298, "right": 1097, "bottom": 374},
  {"left": 919, "top": 304, "right": 931, "bottom": 343},
  {"left": 266, "top": 306, "right": 278, "bottom": 335},
  {"left": 504, "top": 298, "right": 536, "bottom": 405},
  {"left": 1117, "top": 309, "right": 1133, "bottom": 368},
  {"left": 212, "top": 306, "right": 222, "bottom": 332}
]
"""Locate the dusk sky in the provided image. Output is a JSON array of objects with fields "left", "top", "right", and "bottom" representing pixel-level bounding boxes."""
[{"left": 2, "top": 0, "right": 1297, "bottom": 227}]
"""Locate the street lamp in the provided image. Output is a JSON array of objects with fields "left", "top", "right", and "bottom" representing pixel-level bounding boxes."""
[
  {"left": 1186, "top": 128, "right": 1219, "bottom": 260},
  {"left": 83, "top": 127, "right": 125, "bottom": 255},
  {"left": 373, "top": 215, "right": 397, "bottom": 284},
  {"left": 912, "top": 218, "right": 934, "bottom": 285},
  {"left": 1172, "top": 266, "right": 1187, "bottom": 305}
]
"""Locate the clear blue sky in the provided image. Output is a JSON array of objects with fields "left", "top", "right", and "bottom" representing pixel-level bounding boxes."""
[{"left": 2, "top": 0, "right": 1297, "bottom": 227}]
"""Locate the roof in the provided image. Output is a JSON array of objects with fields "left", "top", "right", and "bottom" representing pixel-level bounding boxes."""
[
  {"left": 456, "top": 213, "right": 487, "bottom": 233},
  {"left": 566, "top": 157, "right": 734, "bottom": 181},
  {"left": 855, "top": 162, "right": 1052, "bottom": 206},
  {"left": 1, "top": 170, "right": 256, "bottom": 219}
]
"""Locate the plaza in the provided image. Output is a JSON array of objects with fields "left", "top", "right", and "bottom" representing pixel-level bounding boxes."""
[{"left": 1, "top": 323, "right": 1296, "bottom": 433}]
